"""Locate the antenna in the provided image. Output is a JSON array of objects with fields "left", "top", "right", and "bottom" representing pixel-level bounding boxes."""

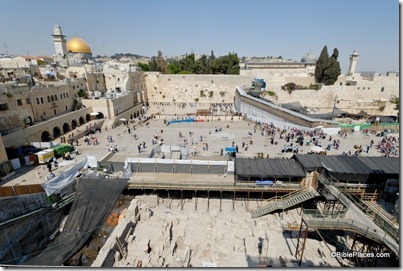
[{"left": 4, "top": 42, "right": 8, "bottom": 55}]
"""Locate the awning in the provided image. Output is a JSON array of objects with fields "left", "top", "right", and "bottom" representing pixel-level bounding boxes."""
[{"left": 235, "top": 158, "right": 306, "bottom": 179}]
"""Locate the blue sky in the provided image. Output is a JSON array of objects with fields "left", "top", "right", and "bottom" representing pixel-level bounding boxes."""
[{"left": 0, "top": 0, "right": 399, "bottom": 73}]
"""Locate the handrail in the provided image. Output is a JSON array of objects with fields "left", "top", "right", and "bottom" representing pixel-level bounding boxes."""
[
  {"left": 317, "top": 173, "right": 399, "bottom": 244},
  {"left": 304, "top": 217, "right": 399, "bottom": 256}
]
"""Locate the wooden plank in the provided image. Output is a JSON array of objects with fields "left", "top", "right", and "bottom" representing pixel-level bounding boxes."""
[
  {"left": 14, "top": 185, "right": 30, "bottom": 195},
  {"left": 0, "top": 186, "right": 15, "bottom": 197}
]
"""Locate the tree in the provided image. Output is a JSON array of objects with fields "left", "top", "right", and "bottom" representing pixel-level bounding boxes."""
[
  {"left": 390, "top": 95, "right": 400, "bottom": 113},
  {"left": 315, "top": 46, "right": 329, "bottom": 83},
  {"left": 315, "top": 46, "right": 341, "bottom": 85},
  {"left": 137, "top": 62, "right": 149, "bottom": 71},
  {"left": 156, "top": 50, "right": 168, "bottom": 73},
  {"left": 148, "top": 57, "right": 158, "bottom": 71}
]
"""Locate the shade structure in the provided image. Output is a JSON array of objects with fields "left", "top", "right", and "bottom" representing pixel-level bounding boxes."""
[
  {"left": 90, "top": 112, "right": 99, "bottom": 116},
  {"left": 119, "top": 118, "right": 127, "bottom": 121}
]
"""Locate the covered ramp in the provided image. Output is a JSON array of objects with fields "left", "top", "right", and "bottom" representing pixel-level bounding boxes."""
[
  {"left": 292, "top": 154, "right": 400, "bottom": 184},
  {"left": 235, "top": 158, "right": 306, "bottom": 180},
  {"left": 25, "top": 176, "right": 128, "bottom": 266}
]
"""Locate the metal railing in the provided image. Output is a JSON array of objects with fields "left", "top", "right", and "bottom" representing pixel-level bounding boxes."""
[
  {"left": 303, "top": 216, "right": 399, "bottom": 256},
  {"left": 317, "top": 173, "right": 400, "bottom": 248}
]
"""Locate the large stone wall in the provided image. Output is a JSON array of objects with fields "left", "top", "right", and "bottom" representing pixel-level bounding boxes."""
[
  {"left": 145, "top": 73, "right": 254, "bottom": 106},
  {"left": 145, "top": 72, "right": 399, "bottom": 116},
  {"left": 0, "top": 192, "right": 50, "bottom": 222}
]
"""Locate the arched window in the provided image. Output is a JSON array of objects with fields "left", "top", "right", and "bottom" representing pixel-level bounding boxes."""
[
  {"left": 54, "top": 95, "right": 58, "bottom": 101},
  {"left": 47, "top": 96, "right": 50, "bottom": 102},
  {"left": 51, "top": 96, "right": 54, "bottom": 102},
  {"left": 36, "top": 98, "right": 40, "bottom": 104},
  {"left": 41, "top": 97, "right": 44, "bottom": 103}
]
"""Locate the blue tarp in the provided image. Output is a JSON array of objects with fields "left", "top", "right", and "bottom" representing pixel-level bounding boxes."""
[
  {"left": 256, "top": 180, "right": 273, "bottom": 186},
  {"left": 225, "top": 147, "right": 237, "bottom": 152},
  {"left": 167, "top": 118, "right": 195, "bottom": 125}
]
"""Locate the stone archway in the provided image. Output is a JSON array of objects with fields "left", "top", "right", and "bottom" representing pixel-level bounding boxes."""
[
  {"left": 79, "top": 117, "right": 85, "bottom": 126},
  {"left": 63, "top": 123, "right": 71, "bottom": 133},
  {"left": 41, "top": 131, "right": 52, "bottom": 142},
  {"left": 71, "top": 119, "right": 78, "bottom": 130},
  {"left": 53, "top": 126, "right": 62, "bottom": 139},
  {"left": 86, "top": 114, "right": 91, "bottom": 122},
  {"left": 98, "top": 112, "right": 105, "bottom": 119}
]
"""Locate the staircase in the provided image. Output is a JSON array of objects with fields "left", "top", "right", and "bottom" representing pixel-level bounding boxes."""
[{"left": 251, "top": 188, "right": 316, "bottom": 218}]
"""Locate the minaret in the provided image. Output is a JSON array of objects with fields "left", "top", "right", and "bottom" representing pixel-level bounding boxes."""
[
  {"left": 348, "top": 49, "right": 359, "bottom": 75},
  {"left": 52, "top": 24, "right": 67, "bottom": 56}
]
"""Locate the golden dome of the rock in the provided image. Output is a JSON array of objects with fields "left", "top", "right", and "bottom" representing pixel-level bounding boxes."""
[{"left": 66, "top": 37, "right": 91, "bottom": 54}]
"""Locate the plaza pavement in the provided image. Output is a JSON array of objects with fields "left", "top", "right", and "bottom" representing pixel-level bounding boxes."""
[{"left": 1, "top": 116, "right": 398, "bottom": 188}]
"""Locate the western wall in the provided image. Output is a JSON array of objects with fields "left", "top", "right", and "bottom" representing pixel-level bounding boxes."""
[{"left": 145, "top": 71, "right": 398, "bottom": 116}]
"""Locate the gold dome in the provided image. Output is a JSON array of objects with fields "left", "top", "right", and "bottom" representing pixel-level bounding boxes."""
[{"left": 66, "top": 37, "right": 91, "bottom": 53}]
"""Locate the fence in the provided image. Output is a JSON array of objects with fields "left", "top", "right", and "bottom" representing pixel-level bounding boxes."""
[{"left": 339, "top": 122, "right": 399, "bottom": 132}]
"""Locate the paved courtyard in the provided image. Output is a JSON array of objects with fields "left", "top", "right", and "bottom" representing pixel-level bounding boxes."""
[{"left": 1, "top": 116, "right": 398, "bottom": 188}]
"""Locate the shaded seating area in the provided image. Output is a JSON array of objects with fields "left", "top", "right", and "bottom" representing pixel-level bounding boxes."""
[{"left": 234, "top": 158, "right": 306, "bottom": 185}]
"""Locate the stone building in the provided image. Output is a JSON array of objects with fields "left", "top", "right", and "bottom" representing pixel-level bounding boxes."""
[{"left": 0, "top": 79, "right": 87, "bottom": 134}]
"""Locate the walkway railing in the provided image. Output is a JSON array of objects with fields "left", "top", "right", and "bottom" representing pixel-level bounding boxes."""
[
  {"left": 318, "top": 174, "right": 399, "bottom": 244},
  {"left": 303, "top": 216, "right": 399, "bottom": 257}
]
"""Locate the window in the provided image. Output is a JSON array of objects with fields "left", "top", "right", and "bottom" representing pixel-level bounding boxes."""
[
  {"left": 73, "top": 86, "right": 75, "bottom": 89},
  {"left": 0, "top": 103, "right": 8, "bottom": 111},
  {"left": 54, "top": 95, "right": 58, "bottom": 101},
  {"left": 41, "top": 97, "right": 44, "bottom": 104},
  {"left": 47, "top": 96, "right": 50, "bottom": 102},
  {"left": 54, "top": 109, "right": 57, "bottom": 115},
  {"left": 381, "top": 87, "right": 385, "bottom": 92},
  {"left": 26, "top": 98, "right": 31, "bottom": 104},
  {"left": 60, "top": 93, "right": 63, "bottom": 99},
  {"left": 17, "top": 99, "right": 23, "bottom": 106},
  {"left": 357, "top": 87, "right": 360, "bottom": 90},
  {"left": 66, "top": 93, "right": 69, "bottom": 98},
  {"left": 51, "top": 96, "right": 54, "bottom": 102},
  {"left": 36, "top": 98, "right": 40, "bottom": 104},
  {"left": 65, "top": 105, "right": 68, "bottom": 111}
]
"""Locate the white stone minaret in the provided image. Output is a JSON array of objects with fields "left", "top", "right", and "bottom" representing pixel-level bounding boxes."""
[
  {"left": 348, "top": 49, "right": 359, "bottom": 75},
  {"left": 52, "top": 24, "right": 67, "bottom": 56}
]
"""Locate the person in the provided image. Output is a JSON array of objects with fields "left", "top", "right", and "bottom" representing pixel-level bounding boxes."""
[
  {"left": 220, "top": 148, "right": 224, "bottom": 156},
  {"left": 75, "top": 147, "right": 79, "bottom": 155},
  {"left": 47, "top": 162, "right": 52, "bottom": 172},
  {"left": 138, "top": 144, "right": 141, "bottom": 153}
]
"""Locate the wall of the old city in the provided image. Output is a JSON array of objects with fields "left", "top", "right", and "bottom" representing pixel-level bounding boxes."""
[{"left": 145, "top": 72, "right": 399, "bottom": 116}]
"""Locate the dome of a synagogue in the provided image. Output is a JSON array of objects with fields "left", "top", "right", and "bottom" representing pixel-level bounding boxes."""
[
  {"left": 66, "top": 37, "right": 91, "bottom": 53},
  {"left": 301, "top": 51, "right": 317, "bottom": 63}
]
